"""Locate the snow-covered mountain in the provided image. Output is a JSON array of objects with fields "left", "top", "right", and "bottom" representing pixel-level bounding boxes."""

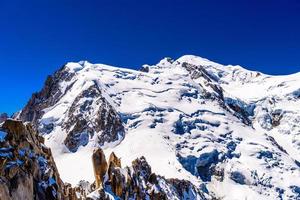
[{"left": 16, "top": 55, "right": 300, "bottom": 199}]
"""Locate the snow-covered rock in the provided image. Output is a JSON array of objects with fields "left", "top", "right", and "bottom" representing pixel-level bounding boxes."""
[
  {"left": 0, "top": 119, "right": 65, "bottom": 200},
  {"left": 17, "top": 55, "right": 300, "bottom": 199}
]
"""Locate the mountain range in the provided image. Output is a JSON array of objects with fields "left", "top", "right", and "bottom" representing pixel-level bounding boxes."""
[{"left": 1, "top": 55, "right": 300, "bottom": 199}]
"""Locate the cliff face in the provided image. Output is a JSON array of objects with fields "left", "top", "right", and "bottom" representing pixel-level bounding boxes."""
[
  {"left": 17, "top": 66, "right": 74, "bottom": 128},
  {"left": 0, "top": 119, "right": 64, "bottom": 200},
  {"left": 17, "top": 63, "right": 125, "bottom": 153}
]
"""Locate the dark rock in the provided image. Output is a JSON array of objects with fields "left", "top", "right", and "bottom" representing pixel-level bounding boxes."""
[
  {"left": 230, "top": 171, "right": 246, "bottom": 185},
  {"left": 0, "top": 113, "right": 8, "bottom": 123},
  {"left": 178, "top": 149, "right": 221, "bottom": 182},
  {"left": 89, "top": 151, "right": 206, "bottom": 199},
  {"left": 92, "top": 148, "right": 108, "bottom": 189},
  {"left": 18, "top": 65, "right": 75, "bottom": 127},
  {"left": 224, "top": 97, "right": 255, "bottom": 126},
  {"left": 64, "top": 84, "right": 125, "bottom": 152},
  {"left": 0, "top": 119, "right": 64, "bottom": 200},
  {"left": 257, "top": 150, "right": 273, "bottom": 159},
  {"left": 196, "top": 149, "right": 219, "bottom": 181},
  {"left": 290, "top": 185, "right": 300, "bottom": 198},
  {"left": 266, "top": 135, "right": 288, "bottom": 154},
  {"left": 271, "top": 109, "right": 284, "bottom": 127},
  {"left": 182, "top": 62, "right": 219, "bottom": 82},
  {"left": 140, "top": 65, "right": 150, "bottom": 73}
]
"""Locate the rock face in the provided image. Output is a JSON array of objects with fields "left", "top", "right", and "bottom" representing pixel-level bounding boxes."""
[
  {"left": 63, "top": 84, "right": 124, "bottom": 152},
  {"left": 0, "top": 113, "right": 8, "bottom": 123},
  {"left": 92, "top": 148, "right": 108, "bottom": 189},
  {"left": 18, "top": 66, "right": 74, "bottom": 128},
  {"left": 88, "top": 148, "right": 207, "bottom": 200},
  {"left": 17, "top": 63, "right": 125, "bottom": 152},
  {"left": 0, "top": 119, "right": 64, "bottom": 200}
]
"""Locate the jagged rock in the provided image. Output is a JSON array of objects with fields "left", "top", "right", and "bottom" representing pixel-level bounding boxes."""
[
  {"left": 18, "top": 64, "right": 125, "bottom": 152},
  {"left": 63, "top": 181, "right": 94, "bottom": 200},
  {"left": 0, "top": 119, "right": 64, "bottom": 200},
  {"left": 18, "top": 66, "right": 75, "bottom": 128},
  {"left": 110, "top": 167, "right": 124, "bottom": 197},
  {"left": 271, "top": 109, "right": 284, "bottom": 127},
  {"left": 92, "top": 148, "right": 108, "bottom": 189},
  {"left": 108, "top": 152, "right": 121, "bottom": 169},
  {"left": 107, "top": 152, "right": 122, "bottom": 188},
  {"left": 224, "top": 97, "right": 255, "bottom": 125},
  {"left": 63, "top": 84, "right": 125, "bottom": 152},
  {"left": 182, "top": 62, "right": 218, "bottom": 82},
  {"left": 140, "top": 65, "right": 150, "bottom": 73},
  {"left": 0, "top": 113, "right": 8, "bottom": 123},
  {"left": 88, "top": 151, "right": 206, "bottom": 200}
]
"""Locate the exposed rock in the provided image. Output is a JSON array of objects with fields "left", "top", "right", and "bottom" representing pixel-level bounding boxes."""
[
  {"left": 63, "top": 181, "right": 95, "bottom": 200},
  {"left": 64, "top": 84, "right": 125, "bottom": 152},
  {"left": 92, "top": 148, "right": 108, "bottom": 189},
  {"left": 109, "top": 166, "right": 124, "bottom": 197},
  {"left": 270, "top": 109, "right": 284, "bottom": 127},
  {"left": 0, "top": 119, "right": 64, "bottom": 200},
  {"left": 0, "top": 113, "right": 8, "bottom": 123},
  {"left": 230, "top": 171, "right": 246, "bottom": 185},
  {"left": 88, "top": 148, "right": 207, "bottom": 200},
  {"left": 18, "top": 64, "right": 125, "bottom": 152},
  {"left": 140, "top": 64, "right": 150, "bottom": 73},
  {"left": 17, "top": 65, "right": 75, "bottom": 128},
  {"left": 223, "top": 97, "right": 255, "bottom": 126},
  {"left": 107, "top": 152, "right": 122, "bottom": 187},
  {"left": 182, "top": 62, "right": 219, "bottom": 82},
  {"left": 108, "top": 152, "right": 121, "bottom": 169}
]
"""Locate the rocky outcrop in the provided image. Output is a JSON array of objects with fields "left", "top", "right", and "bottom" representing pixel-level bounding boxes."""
[
  {"left": 0, "top": 113, "right": 8, "bottom": 123},
  {"left": 181, "top": 62, "right": 219, "bottom": 83},
  {"left": 0, "top": 120, "right": 209, "bottom": 200},
  {"left": 181, "top": 62, "right": 255, "bottom": 126},
  {"left": 92, "top": 148, "right": 108, "bottom": 189},
  {"left": 108, "top": 152, "right": 121, "bottom": 169},
  {"left": 17, "top": 65, "right": 75, "bottom": 128},
  {"left": 63, "top": 181, "right": 95, "bottom": 200},
  {"left": 0, "top": 119, "right": 64, "bottom": 200},
  {"left": 63, "top": 83, "right": 125, "bottom": 152},
  {"left": 17, "top": 64, "right": 125, "bottom": 153},
  {"left": 88, "top": 148, "right": 207, "bottom": 200}
]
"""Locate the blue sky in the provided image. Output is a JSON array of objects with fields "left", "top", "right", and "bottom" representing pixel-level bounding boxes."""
[{"left": 0, "top": 0, "right": 300, "bottom": 115}]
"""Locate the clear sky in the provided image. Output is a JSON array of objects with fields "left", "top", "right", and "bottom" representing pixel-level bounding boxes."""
[{"left": 0, "top": 0, "right": 300, "bottom": 115}]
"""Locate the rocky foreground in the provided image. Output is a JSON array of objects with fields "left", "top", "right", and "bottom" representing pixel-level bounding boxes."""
[
  {"left": 0, "top": 119, "right": 206, "bottom": 200},
  {"left": 0, "top": 119, "right": 64, "bottom": 199}
]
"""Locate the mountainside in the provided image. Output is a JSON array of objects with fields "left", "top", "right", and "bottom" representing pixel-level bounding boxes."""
[{"left": 16, "top": 55, "right": 300, "bottom": 199}]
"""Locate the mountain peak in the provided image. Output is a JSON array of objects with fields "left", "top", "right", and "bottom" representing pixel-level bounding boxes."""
[
  {"left": 13, "top": 55, "right": 300, "bottom": 199},
  {"left": 64, "top": 60, "right": 93, "bottom": 73},
  {"left": 176, "top": 55, "right": 224, "bottom": 67}
]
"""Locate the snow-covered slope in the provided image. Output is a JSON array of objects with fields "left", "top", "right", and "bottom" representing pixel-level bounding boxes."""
[{"left": 18, "top": 55, "right": 300, "bottom": 199}]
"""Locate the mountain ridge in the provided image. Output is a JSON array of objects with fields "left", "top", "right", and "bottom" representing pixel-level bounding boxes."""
[{"left": 12, "top": 55, "right": 300, "bottom": 199}]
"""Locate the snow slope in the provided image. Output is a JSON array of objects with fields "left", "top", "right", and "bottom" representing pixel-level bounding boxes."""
[{"left": 19, "top": 55, "right": 300, "bottom": 199}]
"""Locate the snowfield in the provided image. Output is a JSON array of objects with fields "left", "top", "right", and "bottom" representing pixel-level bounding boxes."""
[{"left": 20, "top": 55, "right": 300, "bottom": 199}]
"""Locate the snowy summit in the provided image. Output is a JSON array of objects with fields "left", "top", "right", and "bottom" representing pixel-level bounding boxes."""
[{"left": 9, "top": 55, "right": 300, "bottom": 199}]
